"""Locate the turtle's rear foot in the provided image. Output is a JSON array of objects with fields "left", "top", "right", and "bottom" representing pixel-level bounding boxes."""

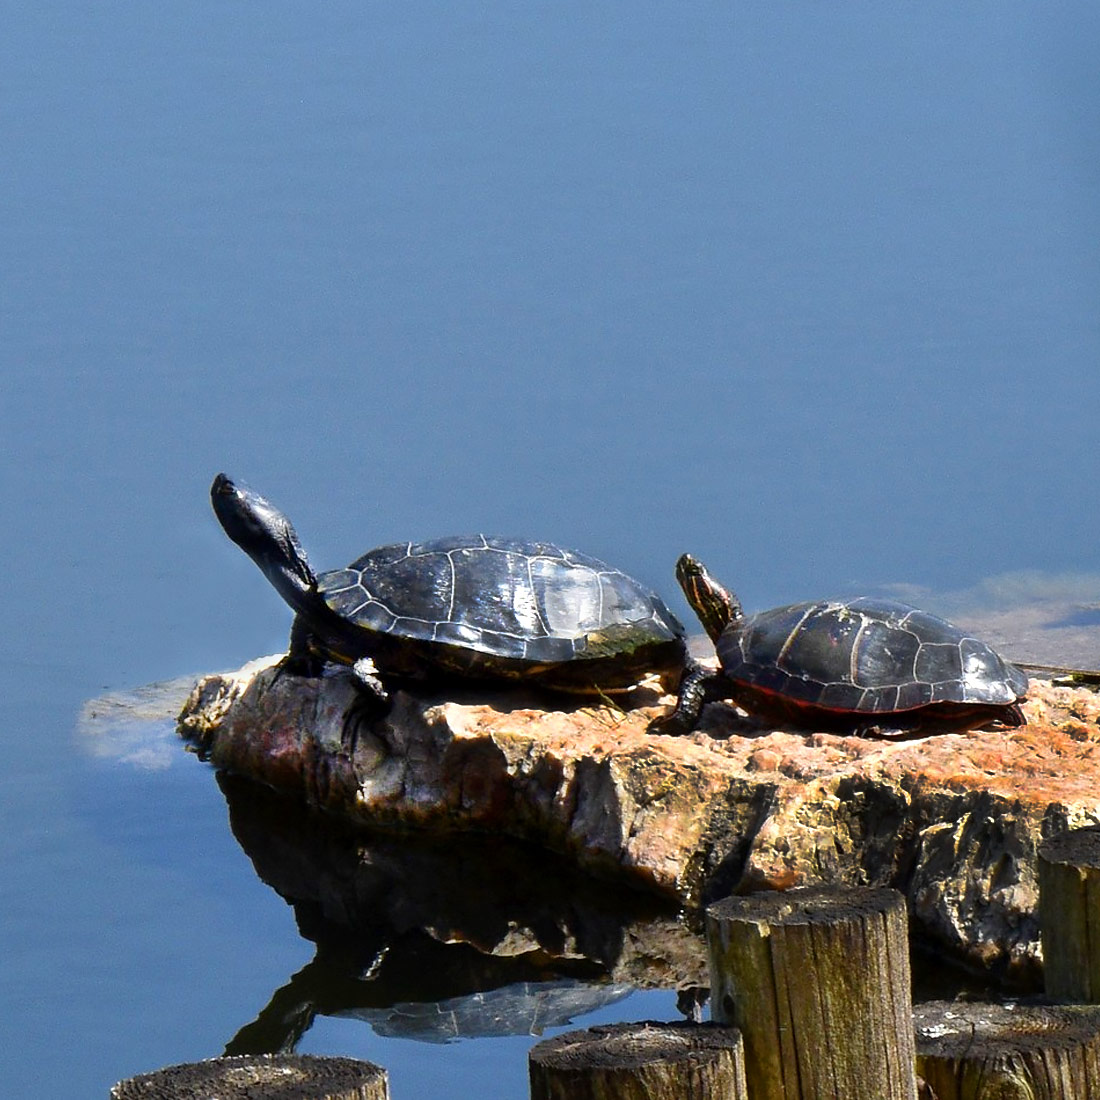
[{"left": 647, "top": 711, "right": 695, "bottom": 737}]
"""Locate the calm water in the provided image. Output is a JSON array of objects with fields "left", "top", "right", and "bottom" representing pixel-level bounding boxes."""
[{"left": 2, "top": 4, "right": 1098, "bottom": 1096}]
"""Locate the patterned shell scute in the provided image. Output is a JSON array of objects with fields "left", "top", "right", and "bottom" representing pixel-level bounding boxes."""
[
  {"left": 717, "top": 596, "right": 1024, "bottom": 713},
  {"left": 315, "top": 535, "right": 682, "bottom": 660}
]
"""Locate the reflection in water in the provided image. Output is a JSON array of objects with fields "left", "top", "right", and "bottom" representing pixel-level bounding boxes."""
[{"left": 215, "top": 774, "right": 707, "bottom": 1052}]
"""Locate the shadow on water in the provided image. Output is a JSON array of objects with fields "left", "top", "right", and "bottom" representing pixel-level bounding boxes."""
[
  {"left": 1042, "top": 607, "right": 1100, "bottom": 631},
  {"left": 214, "top": 773, "right": 707, "bottom": 1053}
]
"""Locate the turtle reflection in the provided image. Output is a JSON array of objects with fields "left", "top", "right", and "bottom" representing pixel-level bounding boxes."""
[{"left": 216, "top": 774, "right": 707, "bottom": 1052}]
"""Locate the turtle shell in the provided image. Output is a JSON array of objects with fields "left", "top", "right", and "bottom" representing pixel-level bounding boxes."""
[
  {"left": 717, "top": 596, "right": 1028, "bottom": 720},
  {"left": 313, "top": 534, "right": 685, "bottom": 689}
]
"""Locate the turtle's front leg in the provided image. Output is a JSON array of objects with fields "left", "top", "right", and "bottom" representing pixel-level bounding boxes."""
[
  {"left": 647, "top": 658, "right": 719, "bottom": 736},
  {"left": 340, "top": 657, "right": 392, "bottom": 757},
  {"left": 273, "top": 617, "right": 326, "bottom": 681},
  {"left": 351, "top": 656, "right": 390, "bottom": 707}
]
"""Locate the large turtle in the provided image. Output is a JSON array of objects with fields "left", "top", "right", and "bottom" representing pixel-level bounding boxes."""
[
  {"left": 210, "top": 475, "right": 686, "bottom": 700},
  {"left": 652, "top": 554, "right": 1028, "bottom": 736}
]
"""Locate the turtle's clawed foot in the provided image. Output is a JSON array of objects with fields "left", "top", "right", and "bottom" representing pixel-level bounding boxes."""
[
  {"left": 340, "top": 659, "right": 392, "bottom": 757},
  {"left": 647, "top": 658, "right": 714, "bottom": 736},
  {"left": 271, "top": 650, "right": 324, "bottom": 687},
  {"left": 647, "top": 709, "right": 695, "bottom": 737},
  {"left": 352, "top": 657, "right": 389, "bottom": 706}
]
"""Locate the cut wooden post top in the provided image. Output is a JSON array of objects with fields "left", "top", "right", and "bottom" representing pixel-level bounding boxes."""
[
  {"left": 1039, "top": 825, "right": 1100, "bottom": 866},
  {"left": 707, "top": 884, "right": 907, "bottom": 924}
]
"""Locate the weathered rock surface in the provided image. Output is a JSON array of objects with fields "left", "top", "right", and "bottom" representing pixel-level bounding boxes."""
[{"left": 178, "top": 656, "right": 1100, "bottom": 982}]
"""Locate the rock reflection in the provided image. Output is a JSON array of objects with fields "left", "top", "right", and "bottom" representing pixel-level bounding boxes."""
[{"left": 216, "top": 773, "right": 707, "bottom": 1052}]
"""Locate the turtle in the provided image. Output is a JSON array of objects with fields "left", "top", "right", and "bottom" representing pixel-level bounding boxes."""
[
  {"left": 210, "top": 474, "right": 687, "bottom": 702},
  {"left": 651, "top": 554, "right": 1029, "bottom": 736}
]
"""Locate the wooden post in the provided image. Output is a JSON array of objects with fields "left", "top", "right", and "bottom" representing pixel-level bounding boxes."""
[
  {"left": 1039, "top": 826, "right": 1100, "bottom": 1003},
  {"left": 528, "top": 1020, "right": 747, "bottom": 1100},
  {"left": 706, "top": 885, "right": 917, "bottom": 1100},
  {"left": 111, "top": 1054, "right": 389, "bottom": 1099},
  {"left": 915, "top": 1000, "right": 1100, "bottom": 1099}
]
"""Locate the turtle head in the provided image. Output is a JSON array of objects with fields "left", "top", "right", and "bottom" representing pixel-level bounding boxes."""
[
  {"left": 211, "top": 474, "right": 316, "bottom": 602},
  {"left": 675, "top": 553, "right": 744, "bottom": 643}
]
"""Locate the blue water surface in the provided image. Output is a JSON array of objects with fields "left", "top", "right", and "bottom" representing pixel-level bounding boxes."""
[{"left": 2, "top": 3, "right": 1098, "bottom": 1096}]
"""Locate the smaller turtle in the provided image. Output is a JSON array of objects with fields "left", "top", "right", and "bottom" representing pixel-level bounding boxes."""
[
  {"left": 210, "top": 475, "right": 687, "bottom": 703},
  {"left": 651, "top": 554, "right": 1028, "bottom": 736}
]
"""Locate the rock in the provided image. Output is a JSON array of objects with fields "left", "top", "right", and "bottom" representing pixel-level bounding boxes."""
[
  {"left": 178, "top": 657, "right": 1100, "bottom": 982},
  {"left": 78, "top": 673, "right": 201, "bottom": 770}
]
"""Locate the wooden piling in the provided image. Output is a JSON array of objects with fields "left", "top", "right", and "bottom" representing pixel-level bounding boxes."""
[
  {"left": 528, "top": 1020, "right": 747, "bottom": 1100},
  {"left": 706, "top": 885, "right": 917, "bottom": 1100},
  {"left": 915, "top": 1000, "right": 1100, "bottom": 1099},
  {"left": 1039, "top": 825, "right": 1100, "bottom": 1003},
  {"left": 110, "top": 1053, "right": 389, "bottom": 1099}
]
